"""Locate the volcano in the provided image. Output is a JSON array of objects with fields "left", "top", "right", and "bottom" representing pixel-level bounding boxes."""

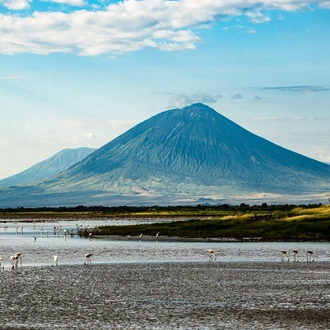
[{"left": 1, "top": 103, "right": 330, "bottom": 207}]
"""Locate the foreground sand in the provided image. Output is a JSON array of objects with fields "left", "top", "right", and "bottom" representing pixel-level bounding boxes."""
[{"left": 1, "top": 262, "right": 330, "bottom": 329}]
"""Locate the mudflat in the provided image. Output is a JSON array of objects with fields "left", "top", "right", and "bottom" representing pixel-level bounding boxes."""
[{"left": 1, "top": 262, "right": 330, "bottom": 329}]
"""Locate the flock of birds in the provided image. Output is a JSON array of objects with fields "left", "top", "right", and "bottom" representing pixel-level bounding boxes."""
[
  {"left": 0, "top": 252, "right": 94, "bottom": 270},
  {"left": 206, "top": 248, "right": 316, "bottom": 263},
  {"left": 0, "top": 223, "right": 318, "bottom": 270},
  {"left": 0, "top": 249, "right": 316, "bottom": 270}
]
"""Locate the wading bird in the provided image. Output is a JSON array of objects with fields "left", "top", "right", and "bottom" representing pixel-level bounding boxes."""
[
  {"left": 280, "top": 250, "right": 289, "bottom": 262},
  {"left": 53, "top": 255, "right": 59, "bottom": 266},
  {"left": 10, "top": 252, "right": 22, "bottom": 269},
  {"left": 306, "top": 250, "right": 314, "bottom": 262},
  {"left": 84, "top": 253, "right": 93, "bottom": 265},
  {"left": 207, "top": 249, "right": 216, "bottom": 262},
  {"left": 0, "top": 257, "right": 4, "bottom": 270},
  {"left": 292, "top": 249, "right": 298, "bottom": 262}
]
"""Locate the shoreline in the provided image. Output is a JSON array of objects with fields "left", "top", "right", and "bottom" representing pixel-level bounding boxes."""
[{"left": 91, "top": 234, "right": 330, "bottom": 242}]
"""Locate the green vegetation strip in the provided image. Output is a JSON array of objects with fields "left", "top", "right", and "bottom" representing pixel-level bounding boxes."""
[{"left": 88, "top": 216, "right": 330, "bottom": 241}]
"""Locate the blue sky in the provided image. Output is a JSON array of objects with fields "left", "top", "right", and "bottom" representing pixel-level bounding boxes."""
[{"left": 0, "top": 0, "right": 330, "bottom": 179}]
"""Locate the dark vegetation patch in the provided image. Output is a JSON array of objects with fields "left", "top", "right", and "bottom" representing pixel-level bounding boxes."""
[{"left": 85, "top": 217, "right": 330, "bottom": 241}]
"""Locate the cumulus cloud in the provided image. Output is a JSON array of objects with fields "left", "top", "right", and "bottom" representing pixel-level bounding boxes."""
[
  {"left": 1, "top": 0, "right": 29, "bottom": 10},
  {"left": 1, "top": 0, "right": 329, "bottom": 55},
  {"left": 167, "top": 93, "right": 222, "bottom": 108}
]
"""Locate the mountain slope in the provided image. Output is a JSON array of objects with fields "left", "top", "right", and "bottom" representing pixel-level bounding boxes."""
[
  {"left": 0, "top": 103, "right": 330, "bottom": 207},
  {"left": 0, "top": 147, "right": 97, "bottom": 188},
  {"left": 43, "top": 103, "right": 330, "bottom": 193}
]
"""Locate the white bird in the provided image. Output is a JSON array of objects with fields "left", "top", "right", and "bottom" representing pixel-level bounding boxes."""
[
  {"left": 307, "top": 250, "right": 314, "bottom": 262},
  {"left": 207, "top": 249, "right": 216, "bottom": 262},
  {"left": 10, "top": 252, "right": 22, "bottom": 269},
  {"left": 53, "top": 255, "right": 59, "bottom": 266},
  {"left": 84, "top": 253, "right": 93, "bottom": 265},
  {"left": 292, "top": 249, "right": 299, "bottom": 262},
  {"left": 89, "top": 233, "right": 92, "bottom": 240}
]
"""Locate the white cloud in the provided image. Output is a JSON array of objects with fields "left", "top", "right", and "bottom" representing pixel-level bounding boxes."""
[
  {"left": 1, "top": 0, "right": 29, "bottom": 10},
  {"left": 48, "top": 0, "right": 85, "bottom": 6},
  {"left": 167, "top": 93, "right": 222, "bottom": 108},
  {"left": 84, "top": 132, "right": 95, "bottom": 139},
  {"left": 246, "top": 28, "right": 257, "bottom": 34},
  {"left": 0, "top": 0, "right": 329, "bottom": 55},
  {"left": 320, "top": 1, "right": 330, "bottom": 8},
  {"left": 245, "top": 11, "right": 270, "bottom": 23}
]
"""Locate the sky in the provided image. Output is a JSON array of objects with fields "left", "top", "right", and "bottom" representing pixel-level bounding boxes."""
[{"left": 0, "top": 0, "right": 330, "bottom": 180}]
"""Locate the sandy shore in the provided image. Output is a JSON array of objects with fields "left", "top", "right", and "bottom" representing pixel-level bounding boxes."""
[{"left": 1, "top": 262, "right": 330, "bottom": 329}]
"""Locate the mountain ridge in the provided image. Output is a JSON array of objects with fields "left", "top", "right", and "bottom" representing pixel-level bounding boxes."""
[
  {"left": 0, "top": 147, "right": 97, "bottom": 188},
  {"left": 0, "top": 103, "right": 329, "bottom": 207}
]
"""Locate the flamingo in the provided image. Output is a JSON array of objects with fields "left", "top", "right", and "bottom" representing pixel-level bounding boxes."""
[
  {"left": 280, "top": 250, "right": 289, "bottom": 262},
  {"left": 207, "top": 249, "right": 216, "bottom": 262},
  {"left": 10, "top": 253, "right": 22, "bottom": 269},
  {"left": 84, "top": 253, "right": 93, "bottom": 265},
  {"left": 292, "top": 249, "right": 298, "bottom": 262},
  {"left": 53, "top": 255, "right": 59, "bottom": 266},
  {"left": 306, "top": 250, "right": 314, "bottom": 262}
]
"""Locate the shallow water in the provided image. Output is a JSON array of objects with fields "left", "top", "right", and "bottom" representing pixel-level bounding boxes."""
[
  {"left": 1, "top": 219, "right": 330, "bottom": 329},
  {"left": 1, "top": 219, "right": 330, "bottom": 267}
]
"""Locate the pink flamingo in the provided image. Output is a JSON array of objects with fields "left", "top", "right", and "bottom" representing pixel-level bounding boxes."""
[
  {"left": 292, "top": 249, "right": 298, "bottom": 262},
  {"left": 306, "top": 250, "right": 314, "bottom": 262},
  {"left": 207, "top": 249, "right": 216, "bottom": 262},
  {"left": 84, "top": 253, "right": 93, "bottom": 265}
]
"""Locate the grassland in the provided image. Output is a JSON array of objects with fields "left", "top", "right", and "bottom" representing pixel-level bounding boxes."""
[
  {"left": 1, "top": 204, "right": 330, "bottom": 241},
  {"left": 79, "top": 204, "right": 330, "bottom": 241}
]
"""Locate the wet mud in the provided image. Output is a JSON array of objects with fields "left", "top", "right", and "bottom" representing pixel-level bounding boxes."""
[{"left": 1, "top": 262, "right": 330, "bottom": 329}]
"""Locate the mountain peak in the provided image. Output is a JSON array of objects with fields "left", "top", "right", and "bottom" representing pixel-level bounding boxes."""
[{"left": 1, "top": 104, "right": 330, "bottom": 207}]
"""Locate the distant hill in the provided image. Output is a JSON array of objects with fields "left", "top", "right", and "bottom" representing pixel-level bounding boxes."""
[
  {"left": 0, "top": 147, "right": 97, "bottom": 188},
  {"left": 0, "top": 103, "right": 330, "bottom": 207}
]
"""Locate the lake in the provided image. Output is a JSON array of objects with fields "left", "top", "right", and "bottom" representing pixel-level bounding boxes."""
[
  {"left": 1, "top": 219, "right": 329, "bottom": 266},
  {"left": 1, "top": 219, "right": 330, "bottom": 329}
]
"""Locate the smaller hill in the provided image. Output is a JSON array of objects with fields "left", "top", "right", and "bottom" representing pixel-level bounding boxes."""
[{"left": 0, "top": 147, "right": 97, "bottom": 188}]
